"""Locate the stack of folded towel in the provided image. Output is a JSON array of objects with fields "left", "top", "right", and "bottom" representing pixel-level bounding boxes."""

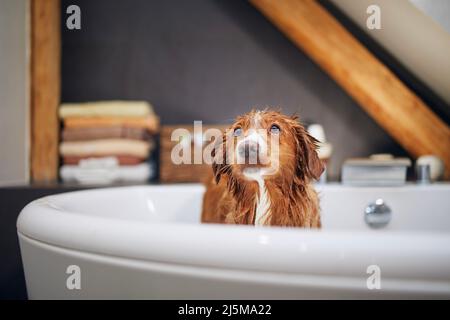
[{"left": 59, "top": 101, "right": 159, "bottom": 184}]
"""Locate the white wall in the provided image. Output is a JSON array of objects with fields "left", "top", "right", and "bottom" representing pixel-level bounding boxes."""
[
  {"left": 330, "top": 0, "right": 450, "bottom": 105},
  {"left": 0, "top": 0, "right": 30, "bottom": 185},
  {"left": 410, "top": 0, "right": 450, "bottom": 34}
]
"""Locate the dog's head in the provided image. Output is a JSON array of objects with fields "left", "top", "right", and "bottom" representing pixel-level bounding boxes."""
[{"left": 212, "top": 109, "right": 324, "bottom": 185}]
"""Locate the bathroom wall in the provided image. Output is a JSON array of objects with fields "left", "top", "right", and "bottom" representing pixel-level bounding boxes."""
[
  {"left": 60, "top": 0, "right": 415, "bottom": 179},
  {"left": 0, "top": 0, "right": 30, "bottom": 186}
]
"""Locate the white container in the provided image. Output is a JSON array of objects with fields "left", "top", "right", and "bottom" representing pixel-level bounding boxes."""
[
  {"left": 17, "top": 183, "right": 450, "bottom": 299},
  {"left": 342, "top": 156, "right": 411, "bottom": 186}
]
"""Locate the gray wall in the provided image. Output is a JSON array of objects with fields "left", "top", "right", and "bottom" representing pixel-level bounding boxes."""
[
  {"left": 0, "top": 0, "right": 29, "bottom": 186},
  {"left": 61, "top": 0, "right": 408, "bottom": 178}
]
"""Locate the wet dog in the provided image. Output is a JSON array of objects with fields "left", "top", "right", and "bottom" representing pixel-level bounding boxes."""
[{"left": 201, "top": 110, "right": 324, "bottom": 227}]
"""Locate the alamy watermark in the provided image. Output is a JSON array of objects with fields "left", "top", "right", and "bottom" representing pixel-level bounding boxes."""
[
  {"left": 366, "top": 4, "right": 381, "bottom": 30},
  {"left": 170, "top": 121, "right": 281, "bottom": 175},
  {"left": 66, "top": 5, "right": 81, "bottom": 30},
  {"left": 64, "top": 4, "right": 380, "bottom": 31},
  {"left": 366, "top": 264, "right": 381, "bottom": 290},
  {"left": 66, "top": 265, "right": 81, "bottom": 290}
]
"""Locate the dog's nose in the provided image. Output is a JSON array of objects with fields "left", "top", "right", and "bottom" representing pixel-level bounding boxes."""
[{"left": 238, "top": 141, "right": 259, "bottom": 162}]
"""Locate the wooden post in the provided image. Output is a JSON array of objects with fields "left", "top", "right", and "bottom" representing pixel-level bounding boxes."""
[
  {"left": 30, "top": 0, "right": 61, "bottom": 182},
  {"left": 251, "top": 0, "right": 450, "bottom": 178}
]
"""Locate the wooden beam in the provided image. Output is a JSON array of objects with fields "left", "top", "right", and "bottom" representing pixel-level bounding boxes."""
[
  {"left": 30, "top": 0, "right": 61, "bottom": 182},
  {"left": 251, "top": 0, "right": 450, "bottom": 178}
]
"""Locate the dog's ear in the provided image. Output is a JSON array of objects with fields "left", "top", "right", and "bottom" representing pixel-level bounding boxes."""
[
  {"left": 304, "top": 133, "right": 324, "bottom": 180},
  {"left": 294, "top": 124, "right": 324, "bottom": 181},
  {"left": 211, "top": 148, "right": 222, "bottom": 184},
  {"left": 211, "top": 131, "right": 228, "bottom": 184}
]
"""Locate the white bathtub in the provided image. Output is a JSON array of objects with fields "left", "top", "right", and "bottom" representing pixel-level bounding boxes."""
[{"left": 17, "top": 183, "right": 450, "bottom": 299}]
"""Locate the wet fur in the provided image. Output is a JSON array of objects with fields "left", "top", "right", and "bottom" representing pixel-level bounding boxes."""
[{"left": 201, "top": 110, "right": 324, "bottom": 228}]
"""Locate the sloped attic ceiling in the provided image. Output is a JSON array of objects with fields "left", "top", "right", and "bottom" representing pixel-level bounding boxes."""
[{"left": 329, "top": 0, "right": 450, "bottom": 106}]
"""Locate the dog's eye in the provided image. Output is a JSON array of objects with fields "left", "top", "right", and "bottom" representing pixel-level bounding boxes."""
[
  {"left": 233, "top": 127, "right": 242, "bottom": 137},
  {"left": 270, "top": 124, "right": 281, "bottom": 134}
]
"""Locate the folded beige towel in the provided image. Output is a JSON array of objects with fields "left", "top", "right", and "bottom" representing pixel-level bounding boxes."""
[
  {"left": 63, "top": 155, "right": 145, "bottom": 165},
  {"left": 59, "top": 101, "right": 154, "bottom": 118},
  {"left": 64, "top": 116, "right": 159, "bottom": 133},
  {"left": 60, "top": 139, "right": 154, "bottom": 158}
]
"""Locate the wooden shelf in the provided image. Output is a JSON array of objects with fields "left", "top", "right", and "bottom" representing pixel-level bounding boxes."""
[{"left": 30, "top": 0, "right": 61, "bottom": 182}]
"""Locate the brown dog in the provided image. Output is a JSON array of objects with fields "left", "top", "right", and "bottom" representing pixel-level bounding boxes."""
[{"left": 201, "top": 110, "right": 324, "bottom": 227}]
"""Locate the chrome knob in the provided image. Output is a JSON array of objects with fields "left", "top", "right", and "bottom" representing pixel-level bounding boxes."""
[
  {"left": 365, "top": 199, "right": 391, "bottom": 228},
  {"left": 416, "top": 164, "right": 431, "bottom": 184}
]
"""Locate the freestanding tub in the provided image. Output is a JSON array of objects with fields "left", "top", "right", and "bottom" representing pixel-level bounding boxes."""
[{"left": 17, "top": 183, "right": 450, "bottom": 299}]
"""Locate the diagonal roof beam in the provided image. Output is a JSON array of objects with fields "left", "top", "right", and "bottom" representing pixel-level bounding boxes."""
[{"left": 251, "top": 0, "right": 450, "bottom": 178}]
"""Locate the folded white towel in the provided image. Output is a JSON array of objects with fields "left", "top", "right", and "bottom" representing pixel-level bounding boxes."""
[
  {"left": 60, "top": 162, "right": 154, "bottom": 185},
  {"left": 59, "top": 101, "right": 154, "bottom": 118},
  {"left": 77, "top": 157, "right": 119, "bottom": 169}
]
